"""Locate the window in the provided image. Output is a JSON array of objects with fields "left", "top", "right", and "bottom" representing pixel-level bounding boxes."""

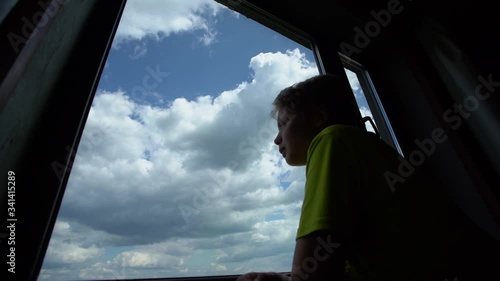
[
  {"left": 342, "top": 54, "right": 403, "bottom": 155},
  {"left": 38, "top": 1, "right": 397, "bottom": 281},
  {"left": 38, "top": 1, "right": 317, "bottom": 280}
]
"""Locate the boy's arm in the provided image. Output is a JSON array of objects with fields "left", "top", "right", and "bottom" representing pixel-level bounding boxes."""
[
  {"left": 291, "top": 230, "right": 346, "bottom": 281},
  {"left": 235, "top": 230, "right": 346, "bottom": 281}
]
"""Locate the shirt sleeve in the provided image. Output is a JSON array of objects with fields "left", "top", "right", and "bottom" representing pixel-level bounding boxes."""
[{"left": 296, "top": 128, "right": 361, "bottom": 241}]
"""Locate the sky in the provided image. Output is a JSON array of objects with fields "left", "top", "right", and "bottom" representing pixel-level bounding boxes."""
[{"left": 38, "top": 1, "right": 374, "bottom": 280}]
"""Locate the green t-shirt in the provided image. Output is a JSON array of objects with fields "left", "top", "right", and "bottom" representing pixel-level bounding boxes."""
[{"left": 297, "top": 125, "right": 469, "bottom": 281}]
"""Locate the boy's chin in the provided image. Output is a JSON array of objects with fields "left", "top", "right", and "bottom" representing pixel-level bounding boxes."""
[{"left": 285, "top": 158, "right": 306, "bottom": 166}]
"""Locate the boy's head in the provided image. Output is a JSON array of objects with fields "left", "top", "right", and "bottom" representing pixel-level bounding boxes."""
[
  {"left": 271, "top": 73, "right": 364, "bottom": 129},
  {"left": 272, "top": 74, "right": 365, "bottom": 166}
]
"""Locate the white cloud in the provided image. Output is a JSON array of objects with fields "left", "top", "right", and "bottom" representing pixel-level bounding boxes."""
[
  {"left": 199, "top": 29, "right": 218, "bottom": 45},
  {"left": 344, "top": 68, "right": 377, "bottom": 133},
  {"left": 38, "top": 0, "right": 376, "bottom": 278},
  {"left": 129, "top": 41, "right": 148, "bottom": 59},
  {"left": 41, "top": 48, "right": 316, "bottom": 280},
  {"left": 42, "top": 48, "right": 368, "bottom": 280},
  {"left": 42, "top": 221, "right": 118, "bottom": 265},
  {"left": 116, "top": 251, "right": 183, "bottom": 268},
  {"left": 359, "top": 105, "right": 376, "bottom": 133},
  {"left": 345, "top": 68, "right": 361, "bottom": 98},
  {"left": 46, "top": 243, "right": 103, "bottom": 264},
  {"left": 113, "top": 0, "right": 223, "bottom": 47}
]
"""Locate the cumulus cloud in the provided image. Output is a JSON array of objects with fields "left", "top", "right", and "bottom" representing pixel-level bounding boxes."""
[
  {"left": 39, "top": 44, "right": 376, "bottom": 280},
  {"left": 40, "top": 43, "right": 376, "bottom": 279},
  {"left": 113, "top": 0, "right": 222, "bottom": 47},
  {"left": 40, "top": 2, "right": 374, "bottom": 276},
  {"left": 362, "top": 107, "right": 378, "bottom": 134},
  {"left": 345, "top": 68, "right": 361, "bottom": 98},
  {"left": 344, "top": 68, "right": 377, "bottom": 133},
  {"left": 43, "top": 222, "right": 105, "bottom": 264},
  {"left": 40, "top": 49, "right": 318, "bottom": 280}
]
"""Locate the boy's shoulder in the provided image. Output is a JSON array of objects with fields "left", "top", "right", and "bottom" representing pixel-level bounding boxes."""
[
  {"left": 310, "top": 124, "right": 401, "bottom": 167},
  {"left": 313, "top": 124, "right": 382, "bottom": 147}
]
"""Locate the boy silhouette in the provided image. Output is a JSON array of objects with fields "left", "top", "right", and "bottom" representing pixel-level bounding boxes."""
[{"left": 236, "top": 74, "right": 499, "bottom": 281}]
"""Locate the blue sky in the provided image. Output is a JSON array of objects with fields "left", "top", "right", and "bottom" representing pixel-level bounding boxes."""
[
  {"left": 101, "top": 4, "right": 316, "bottom": 104},
  {"left": 38, "top": 1, "right": 372, "bottom": 280}
]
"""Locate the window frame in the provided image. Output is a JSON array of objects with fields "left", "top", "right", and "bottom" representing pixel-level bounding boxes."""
[{"left": 340, "top": 54, "right": 404, "bottom": 155}]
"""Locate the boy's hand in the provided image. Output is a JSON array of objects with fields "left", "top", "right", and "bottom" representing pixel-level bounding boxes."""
[{"left": 236, "top": 272, "right": 290, "bottom": 281}]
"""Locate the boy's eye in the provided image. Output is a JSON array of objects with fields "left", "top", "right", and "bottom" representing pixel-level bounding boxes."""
[{"left": 278, "top": 119, "right": 287, "bottom": 128}]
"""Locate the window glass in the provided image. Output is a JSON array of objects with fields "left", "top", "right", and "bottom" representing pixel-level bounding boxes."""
[
  {"left": 344, "top": 62, "right": 403, "bottom": 154},
  {"left": 344, "top": 68, "right": 377, "bottom": 133},
  {"left": 39, "top": 1, "right": 316, "bottom": 280}
]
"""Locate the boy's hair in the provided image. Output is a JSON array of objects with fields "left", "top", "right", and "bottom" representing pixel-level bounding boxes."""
[{"left": 271, "top": 74, "right": 365, "bottom": 129}]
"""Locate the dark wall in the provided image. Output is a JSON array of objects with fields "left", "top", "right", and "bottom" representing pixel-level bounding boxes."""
[
  {"left": 1, "top": 1, "right": 498, "bottom": 280},
  {"left": 352, "top": 0, "right": 500, "bottom": 237}
]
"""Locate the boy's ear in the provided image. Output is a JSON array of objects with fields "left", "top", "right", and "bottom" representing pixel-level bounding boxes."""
[{"left": 314, "top": 105, "right": 329, "bottom": 127}]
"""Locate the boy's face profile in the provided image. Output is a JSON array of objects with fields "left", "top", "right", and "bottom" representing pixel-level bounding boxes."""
[{"left": 274, "top": 107, "right": 322, "bottom": 166}]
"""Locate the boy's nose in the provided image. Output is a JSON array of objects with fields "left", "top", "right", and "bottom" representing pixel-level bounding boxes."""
[{"left": 274, "top": 134, "right": 282, "bottom": 145}]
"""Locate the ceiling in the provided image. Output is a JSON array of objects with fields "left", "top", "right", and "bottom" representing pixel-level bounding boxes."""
[{"left": 215, "top": 0, "right": 499, "bottom": 78}]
